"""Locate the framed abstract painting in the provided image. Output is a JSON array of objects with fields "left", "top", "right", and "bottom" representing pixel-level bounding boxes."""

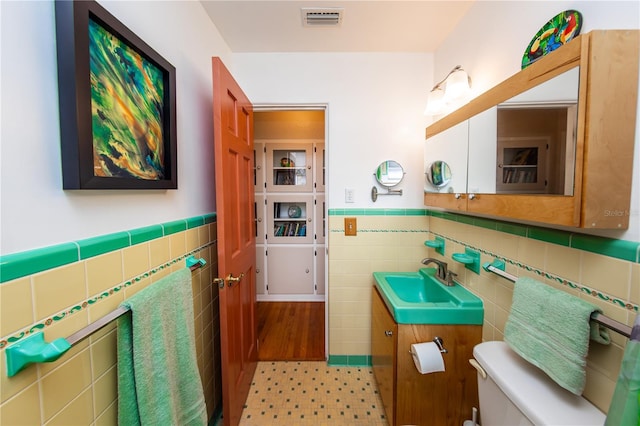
[{"left": 55, "top": 0, "right": 177, "bottom": 189}]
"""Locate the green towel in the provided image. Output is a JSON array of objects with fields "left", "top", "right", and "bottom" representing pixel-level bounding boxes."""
[
  {"left": 605, "top": 315, "right": 640, "bottom": 426},
  {"left": 504, "top": 276, "right": 610, "bottom": 395},
  {"left": 117, "top": 268, "right": 207, "bottom": 426}
]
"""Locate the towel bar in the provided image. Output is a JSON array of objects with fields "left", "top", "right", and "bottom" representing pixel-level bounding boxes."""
[
  {"left": 5, "top": 257, "right": 206, "bottom": 377},
  {"left": 482, "top": 261, "right": 632, "bottom": 339}
]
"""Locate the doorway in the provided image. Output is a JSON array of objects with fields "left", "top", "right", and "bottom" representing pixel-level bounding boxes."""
[{"left": 253, "top": 106, "right": 328, "bottom": 361}]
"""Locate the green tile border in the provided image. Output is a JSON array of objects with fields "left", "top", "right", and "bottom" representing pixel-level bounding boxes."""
[
  {"left": 0, "top": 242, "right": 215, "bottom": 349},
  {"left": 327, "top": 354, "right": 372, "bottom": 367},
  {"left": 328, "top": 208, "right": 640, "bottom": 263},
  {"left": 0, "top": 243, "right": 79, "bottom": 283},
  {"left": 0, "top": 213, "right": 217, "bottom": 284}
]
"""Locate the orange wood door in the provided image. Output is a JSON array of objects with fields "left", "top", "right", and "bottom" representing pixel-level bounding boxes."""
[{"left": 212, "top": 57, "right": 257, "bottom": 426}]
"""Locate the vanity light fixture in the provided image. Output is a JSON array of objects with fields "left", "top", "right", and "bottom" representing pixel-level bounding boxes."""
[{"left": 425, "top": 65, "right": 472, "bottom": 116}]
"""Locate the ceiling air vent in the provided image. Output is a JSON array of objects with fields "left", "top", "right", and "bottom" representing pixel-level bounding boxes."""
[{"left": 301, "top": 8, "right": 344, "bottom": 27}]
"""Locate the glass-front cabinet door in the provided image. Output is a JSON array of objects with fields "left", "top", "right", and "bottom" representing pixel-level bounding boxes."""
[
  {"left": 266, "top": 194, "right": 313, "bottom": 244},
  {"left": 266, "top": 143, "right": 313, "bottom": 192},
  {"left": 314, "top": 143, "right": 325, "bottom": 193}
]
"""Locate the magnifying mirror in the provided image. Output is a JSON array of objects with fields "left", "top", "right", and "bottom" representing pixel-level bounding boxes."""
[
  {"left": 426, "top": 161, "right": 452, "bottom": 188},
  {"left": 372, "top": 160, "right": 405, "bottom": 201},
  {"left": 375, "top": 160, "right": 405, "bottom": 187}
]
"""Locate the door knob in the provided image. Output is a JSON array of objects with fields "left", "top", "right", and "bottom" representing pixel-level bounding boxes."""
[
  {"left": 226, "top": 273, "right": 245, "bottom": 287},
  {"left": 213, "top": 277, "right": 225, "bottom": 289}
]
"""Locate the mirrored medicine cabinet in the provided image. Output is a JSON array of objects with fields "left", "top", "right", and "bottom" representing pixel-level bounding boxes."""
[{"left": 424, "top": 30, "right": 639, "bottom": 229}]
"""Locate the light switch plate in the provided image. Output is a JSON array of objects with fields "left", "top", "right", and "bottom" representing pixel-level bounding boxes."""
[
  {"left": 345, "top": 188, "right": 355, "bottom": 203},
  {"left": 344, "top": 217, "right": 357, "bottom": 236}
]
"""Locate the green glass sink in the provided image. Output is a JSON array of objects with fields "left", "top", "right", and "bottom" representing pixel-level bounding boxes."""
[{"left": 373, "top": 268, "right": 483, "bottom": 325}]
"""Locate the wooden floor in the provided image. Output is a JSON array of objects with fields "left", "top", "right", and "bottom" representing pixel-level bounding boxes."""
[{"left": 257, "top": 302, "right": 325, "bottom": 361}]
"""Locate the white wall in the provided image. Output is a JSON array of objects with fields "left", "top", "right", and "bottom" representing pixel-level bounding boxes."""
[
  {"left": 433, "top": 1, "right": 640, "bottom": 241},
  {"left": 231, "top": 53, "right": 433, "bottom": 209},
  {"left": 0, "top": 0, "right": 231, "bottom": 255}
]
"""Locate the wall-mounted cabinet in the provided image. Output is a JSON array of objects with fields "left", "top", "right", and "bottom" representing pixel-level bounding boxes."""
[
  {"left": 255, "top": 139, "right": 325, "bottom": 301},
  {"left": 424, "top": 30, "right": 638, "bottom": 229}
]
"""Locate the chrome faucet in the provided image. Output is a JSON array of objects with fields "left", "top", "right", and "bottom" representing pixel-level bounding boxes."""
[{"left": 421, "top": 258, "right": 457, "bottom": 286}]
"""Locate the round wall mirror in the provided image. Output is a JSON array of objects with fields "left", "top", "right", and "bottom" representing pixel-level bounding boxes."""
[
  {"left": 426, "top": 161, "right": 452, "bottom": 188},
  {"left": 375, "top": 160, "right": 405, "bottom": 187}
]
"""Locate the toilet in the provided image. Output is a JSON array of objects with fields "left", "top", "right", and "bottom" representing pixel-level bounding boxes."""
[{"left": 471, "top": 341, "right": 606, "bottom": 425}]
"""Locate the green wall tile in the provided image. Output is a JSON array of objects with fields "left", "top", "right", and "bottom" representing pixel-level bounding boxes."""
[
  {"left": 186, "top": 216, "right": 205, "bottom": 229},
  {"left": 129, "top": 225, "right": 163, "bottom": 245},
  {"left": 456, "top": 214, "right": 474, "bottom": 225},
  {"left": 571, "top": 234, "right": 639, "bottom": 262},
  {"left": 0, "top": 213, "right": 216, "bottom": 283},
  {"left": 327, "top": 355, "right": 349, "bottom": 366},
  {"left": 347, "top": 355, "right": 369, "bottom": 366},
  {"left": 163, "top": 219, "right": 187, "bottom": 235},
  {"left": 203, "top": 213, "right": 217, "bottom": 224},
  {"left": 0, "top": 243, "right": 79, "bottom": 283},
  {"left": 496, "top": 222, "right": 527, "bottom": 237},
  {"left": 528, "top": 227, "right": 571, "bottom": 246},
  {"left": 78, "top": 232, "right": 130, "bottom": 259},
  {"left": 405, "top": 209, "right": 428, "bottom": 216},
  {"left": 473, "top": 217, "right": 497, "bottom": 230}
]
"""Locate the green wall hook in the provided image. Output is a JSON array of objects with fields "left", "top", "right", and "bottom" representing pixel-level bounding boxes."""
[
  {"left": 482, "top": 258, "right": 506, "bottom": 272},
  {"left": 186, "top": 255, "right": 206, "bottom": 270},
  {"left": 452, "top": 248, "right": 481, "bottom": 274},
  {"left": 424, "top": 236, "right": 445, "bottom": 255},
  {"left": 5, "top": 332, "right": 71, "bottom": 377}
]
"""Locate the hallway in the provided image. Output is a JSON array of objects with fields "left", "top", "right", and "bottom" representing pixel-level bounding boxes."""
[{"left": 257, "top": 302, "right": 325, "bottom": 361}]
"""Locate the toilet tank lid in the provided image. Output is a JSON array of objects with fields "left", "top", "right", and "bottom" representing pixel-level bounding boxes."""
[{"left": 473, "top": 341, "right": 605, "bottom": 425}]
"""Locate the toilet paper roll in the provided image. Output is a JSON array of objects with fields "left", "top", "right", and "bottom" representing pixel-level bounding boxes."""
[{"left": 411, "top": 342, "right": 445, "bottom": 374}]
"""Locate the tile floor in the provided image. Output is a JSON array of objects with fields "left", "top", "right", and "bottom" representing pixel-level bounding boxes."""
[{"left": 236, "top": 361, "right": 388, "bottom": 425}]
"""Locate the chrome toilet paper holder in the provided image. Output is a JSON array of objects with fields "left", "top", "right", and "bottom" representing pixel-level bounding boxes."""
[{"left": 433, "top": 336, "right": 448, "bottom": 354}]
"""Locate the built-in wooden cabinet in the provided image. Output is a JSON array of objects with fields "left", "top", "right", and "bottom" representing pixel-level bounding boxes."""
[
  {"left": 255, "top": 140, "right": 325, "bottom": 300},
  {"left": 371, "top": 287, "right": 481, "bottom": 426},
  {"left": 424, "top": 30, "right": 638, "bottom": 229}
]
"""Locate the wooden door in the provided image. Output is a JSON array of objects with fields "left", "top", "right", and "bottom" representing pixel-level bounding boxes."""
[{"left": 212, "top": 57, "right": 257, "bottom": 426}]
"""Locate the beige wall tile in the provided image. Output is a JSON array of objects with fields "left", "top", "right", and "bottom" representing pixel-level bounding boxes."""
[
  {"left": 41, "top": 349, "right": 92, "bottom": 421},
  {"left": 47, "top": 387, "right": 93, "bottom": 426},
  {"left": 583, "top": 365, "right": 617, "bottom": 413},
  {"left": 32, "top": 263, "right": 86, "bottom": 321},
  {"left": 0, "top": 383, "right": 41, "bottom": 425},
  {"left": 517, "top": 237, "right": 546, "bottom": 270},
  {"left": 631, "top": 262, "right": 639, "bottom": 305},
  {"left": 86, "top": 251, "right": 124, "bottom": 297},
  {"left": 93, "top": 366, "right": 117, "bottom": 419},
  {"left": 186, "top": 228, "right": 200, "bottom": 252},
  {"left": 123, "top": 243, "right": 150, "bottom": 280},
  {"left": 0, "top": 351, "right": 38, "bottom": 404},
  {"left": 95, "top": 401, "right": 117, "bottom": 426},
  {"left": 170, "top": 232, "right": 186, "bottom": 258},
  {"left": 546, "top": 244, "right": 581, "bottom": 283},
  {"left": 150, "top": 236, "right": 170, "bottom": 267},
  {"left": 91, "top": 330, "right": 117, "bottom": 379},
  {"left": 0, "top": 278, "right": 33, "bottom": 337},
  {"left": 581, "top": 252, "right": 631, "bottom": 300}
]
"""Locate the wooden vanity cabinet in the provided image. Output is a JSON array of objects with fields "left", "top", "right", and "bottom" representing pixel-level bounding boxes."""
[
  {"left": 371, "top": 287, "right": 481, "bottom": 426},
  {"left": 424, "top": 30, "right": 639, "bottom": 229}
]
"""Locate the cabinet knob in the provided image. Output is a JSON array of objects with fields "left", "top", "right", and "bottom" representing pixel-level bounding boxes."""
[
  {"left": 384, "top": 330, "right": 393, "bottom": 337},
  {"left": 257, "top": 165, "right": 261, "bottom": 170},
  {"left": 454, "top": 193, "right": 462, "bottom": 199},
  {"left": 308, "top": 218, "right": 312, "bottom": 222},
  {"left": 468, "top": 193, "right": 476, "bottom": 200},
  {"left": 307, "top": 165, "right": 312, "bottom": 169},
  {"left": 257, "top": 217, "right": 262, "bottom": 222},
  {"left": 305, "top": 268, "right": 310, "bottom": 273}
]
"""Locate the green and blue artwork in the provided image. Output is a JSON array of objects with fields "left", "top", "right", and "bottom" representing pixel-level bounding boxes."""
[{"left": 89, "top": 18, "right": 166, "bottom": 180}]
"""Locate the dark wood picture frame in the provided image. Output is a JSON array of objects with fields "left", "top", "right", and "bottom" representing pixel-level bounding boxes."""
[{"left": 55, "top": 0, "right": 177, "bottom": 189}]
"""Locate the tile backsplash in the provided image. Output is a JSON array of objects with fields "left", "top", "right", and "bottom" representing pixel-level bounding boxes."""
[
  {"left": 0, "top": 215, "right": 221, "bottom": 424},
  {"left": 328, "top": 208, "right": 639, "bottom": 413}
]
